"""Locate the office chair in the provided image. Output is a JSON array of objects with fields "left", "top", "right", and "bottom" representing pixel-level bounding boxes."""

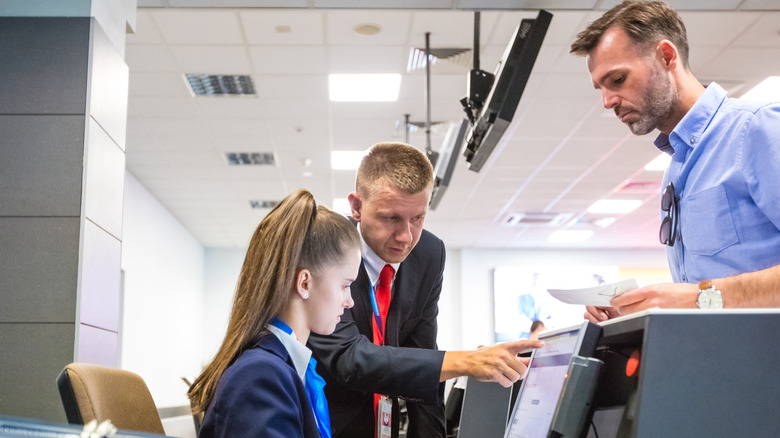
[
  {"left": 56, "top": 363, "right": 166, "bottom": 436},
  {"left": 181, "top": 376, "right": 203, "bottom": 435}
]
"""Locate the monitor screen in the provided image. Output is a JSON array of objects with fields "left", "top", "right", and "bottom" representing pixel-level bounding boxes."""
[
  {"left": 463, "top": 9, "right": 552, "bottom": 172},
  {"left": 504, "top": 322, "right": 600, "bottom": 438},
  {"left": 430, "top": 119, "right": 469, "bottom": 209}
]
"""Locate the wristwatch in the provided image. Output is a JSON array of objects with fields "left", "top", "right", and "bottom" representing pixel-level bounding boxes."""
[{"left": 696, "top": 279, "right": 724, "bottom": 309}]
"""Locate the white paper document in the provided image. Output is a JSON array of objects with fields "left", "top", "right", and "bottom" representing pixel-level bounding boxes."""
[{"left": 547, "top": 279, "right": 638, "bottom": 307}]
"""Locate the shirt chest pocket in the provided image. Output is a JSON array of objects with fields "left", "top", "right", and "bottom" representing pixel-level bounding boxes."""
[{"left": 680, "top": 185, "right": 739, "bottom": 256}]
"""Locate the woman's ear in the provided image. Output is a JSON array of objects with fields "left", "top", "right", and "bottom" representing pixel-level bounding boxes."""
[{"left": 296, "top": 269, "right": 312, "bottom": 300}]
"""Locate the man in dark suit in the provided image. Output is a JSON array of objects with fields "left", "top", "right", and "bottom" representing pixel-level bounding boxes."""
[{"left": 308, "top": 143, "right": 541, "bottom": 438}]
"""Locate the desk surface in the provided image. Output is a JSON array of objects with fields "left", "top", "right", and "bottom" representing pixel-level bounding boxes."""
[{"left": 0, "top": 415, "right": 170, "bottom": 438}]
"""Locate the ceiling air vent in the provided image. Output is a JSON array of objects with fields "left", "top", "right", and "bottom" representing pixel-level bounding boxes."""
[
  {"left": 250, "top": 200, "right": 278, "bottom": 209},
  {"left": 407, "top": 47, "right": 471, "bottom": 72},
  {"left": 185, "top": 74, "right": 257, "bottom": 96},
  {"left": 502, "top": 212, "right": 572, "bottom": 227},
  {"left": 225, "top": 152, "right": 275, "bottom": 166},
  {"left": 394, "top": 119, "right": 448, "bottom": 136}
]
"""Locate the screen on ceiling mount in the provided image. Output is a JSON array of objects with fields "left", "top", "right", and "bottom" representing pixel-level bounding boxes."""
[
  {"left": 463, "top": 9, "right": 552, "bottom": 172},
  {"left": 429, "top": 119, "right": 470, "bottom": 210}
]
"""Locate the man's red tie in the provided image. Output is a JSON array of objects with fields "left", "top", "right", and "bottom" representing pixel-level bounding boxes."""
[
  {"left": 373, "top": 264, "right": 395, "bottom": 437},
  {"left": 372, "top": 264, "right": 394, "bottom": 346}
]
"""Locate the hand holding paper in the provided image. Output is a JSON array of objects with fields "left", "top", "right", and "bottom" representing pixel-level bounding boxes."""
[{"left": 547, "top": 279, "right": 638, "bottom": 307}]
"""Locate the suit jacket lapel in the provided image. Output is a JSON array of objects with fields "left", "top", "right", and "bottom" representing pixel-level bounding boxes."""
[
  {"left": 385, "top": 253, "right": 419, "bottom": 346},
  {"left": 350, "top": 260, "right": 373, "bottom": 339}
]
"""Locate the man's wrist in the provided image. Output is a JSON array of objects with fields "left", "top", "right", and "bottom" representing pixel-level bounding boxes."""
[{"left": 440, "top": 351, "right": 468, "bottom": 382}]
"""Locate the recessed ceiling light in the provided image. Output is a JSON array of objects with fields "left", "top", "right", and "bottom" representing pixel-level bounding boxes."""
[
  {"left": 645, "top": 153, "right": 671, "bottom": 171},
  {"left": 548, "top": 229, "right": 594, "bottom": 243},
  {"left": 741, "top": 76, "right": 780, "bottom": 101},
  {"left": 593, "top": 217, "right": 616, "bottom": 228},
  {"left": 329, "top": 74, "right": 401, "bottom": 102},
  {"left": 587, "top": 199, "right": 642, "bottom": 214},
  {"left": 331, "top": 150, "right": 365, "bottom": 170},
  {"left": 332, "top": 198, "right": 351, "bottom": 214},
  {"left": 354, "top": 23, "right": 381, "bottom": 35}
]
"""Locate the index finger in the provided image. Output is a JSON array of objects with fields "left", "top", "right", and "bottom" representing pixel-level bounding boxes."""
[{"left": 502, "top": 339, "right": 544, "bottom": 355}]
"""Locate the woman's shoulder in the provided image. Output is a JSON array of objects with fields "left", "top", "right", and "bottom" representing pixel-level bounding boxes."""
[{"left": 221, "top": 336, "right": 297, "bottom": 384}]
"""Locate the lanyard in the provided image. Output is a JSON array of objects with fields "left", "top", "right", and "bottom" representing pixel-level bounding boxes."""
[
  {"left": 270, "top": 317, "right": 331, "bottom": 438},
  {"left": 369, "top": 282, "right": 385, "bottom": 345},
  {"left": 269, "top": 317, "right": 292, "bottom": 335}
]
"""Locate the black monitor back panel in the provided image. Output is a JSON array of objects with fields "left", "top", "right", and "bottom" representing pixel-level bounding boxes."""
[{"left": 589, "top": 310, "right": 780, "bottom": 438}]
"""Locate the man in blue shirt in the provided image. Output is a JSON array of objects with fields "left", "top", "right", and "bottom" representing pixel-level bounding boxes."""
[{"left": 569, "top": 0, "right": 780, "bottom": 319}]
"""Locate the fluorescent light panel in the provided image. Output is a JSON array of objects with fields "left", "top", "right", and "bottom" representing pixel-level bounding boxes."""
[
  {"left": 588, "top": 199, "right": 642, "bottom": 214},
  {"left": 549, "top": 230, "right": 594, "bottom": 243},
  {"left": 332, "top": 198, "right": 351, "bottom": 214},
  {"left": 741, "top": 76, "right": 780, "bottom": 102},
  {"left": 645, "top": 153, "right": 671, "bottom": 171},
  {"left": 331, "top": 150, "right": 365, "bottom": 170},
  {"left": 329, "top": 74, "right": 401, "bottom": 102}
]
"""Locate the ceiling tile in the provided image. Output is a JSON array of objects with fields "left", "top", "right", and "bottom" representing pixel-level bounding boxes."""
[
  {"left": 125, "top": 44, "right": 179, "bottom": 72},
  {"left": 328, "top": 46, "right": 407, "bottom": 73},
  {"left": 152, "top": 9, "right": 244, "bottom": 44},
  {"left": 699, "top": 47, "right": 780, "bottom": 79},
  {"left": 124, "top": 5, "right": 780, "bottom": 250},
  {"left": 408, "top": 10, "right": 479, "bottom": 48},
  {"left": 129, "top": 97, "right": 200, "bottom": 118},
  {"left": 262, "top": 98, "right": 330, "bottom": 119},
  {"left": 169, "top": 45, "right": 253, "bottom": 74},
  {"left": 240, "top": 10, "right": 325, "bottom": 45},
  {"left": 326, "top": 10, "right": 412, "bottom": 45},
  {"left": 129, "top": 72, "right": 191, "bottom": 97},
  {"left": 680, "top": 11, "right": 761, "bottom": 46},
  {"left": 254, "top": 74, "right": 328, "bottom": 99},
  {"left": 195, "top": 96, "right": 269, "bottom": 119},
  {"left": 127, "top": 11, "right": 165, "bottom": 45},
  {"left": 249, "top": 46, "right": 328, "bottom": 74},
  {"left": 740, "top": 0, "right": 780, "bottom": 10},
  {"left": 730, "top": 12, "right": 780, "bottom": 47}
]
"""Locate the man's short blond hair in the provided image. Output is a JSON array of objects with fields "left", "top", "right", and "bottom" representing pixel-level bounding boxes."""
[{"left": 356, "top": 142, "right": 434, "bottom": 200}]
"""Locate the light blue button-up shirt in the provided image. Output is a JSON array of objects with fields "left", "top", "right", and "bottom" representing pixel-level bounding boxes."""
[{"left": 654, "top": 83, "right": 780, "bottom": 283}]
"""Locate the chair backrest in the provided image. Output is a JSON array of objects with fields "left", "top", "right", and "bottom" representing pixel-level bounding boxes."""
[
  {"left": 180, "top": 376, "right": 203, "bottom": 435},
  {"left": 56, "top": 363, "right": 166, "bottom": 435}
]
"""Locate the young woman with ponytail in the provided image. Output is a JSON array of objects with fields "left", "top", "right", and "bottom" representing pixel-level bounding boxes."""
[{"left": 188, "top": 189, "right": 361, "bottom": 438}]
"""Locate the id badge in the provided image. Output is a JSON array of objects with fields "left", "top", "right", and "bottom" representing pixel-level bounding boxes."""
[{"left": 376, "top": 395, "right": 392, "bottom": 438}]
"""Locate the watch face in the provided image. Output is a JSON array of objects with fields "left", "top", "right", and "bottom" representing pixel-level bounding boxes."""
[{"left": 697, "top": 289, "right": 724, "bottom": 309}]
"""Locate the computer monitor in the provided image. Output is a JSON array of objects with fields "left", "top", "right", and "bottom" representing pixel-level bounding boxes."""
[
  {"left": 429, "top": 119, "right": 469, "bottom": 209},
  {"left": 462, "top": 10, "right": 553, "bottom": 172},
  {"left": 504, "top": 322, "right": 600, "bottom": 438},
  {"left": 458, "top": 376, "right": 513, "bottom": 438}
]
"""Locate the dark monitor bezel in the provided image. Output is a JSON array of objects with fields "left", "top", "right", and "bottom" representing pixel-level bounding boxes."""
[
  {"left": 503, "top": 321, "right": 601, "bottom": 438},
  {"left": 430, "top": 119, "right": 469, "bottom": 209},
  {"left": 463, "top": 9, "right": 553, "bottom": 172}
]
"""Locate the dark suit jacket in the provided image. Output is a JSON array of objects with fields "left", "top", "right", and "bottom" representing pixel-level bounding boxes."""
[
  {"left": 200, "top": 334, "right": 321, "bottom": 438},
  {"left": 308, "top": 228, "right": 447, "bottom": 438}
]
